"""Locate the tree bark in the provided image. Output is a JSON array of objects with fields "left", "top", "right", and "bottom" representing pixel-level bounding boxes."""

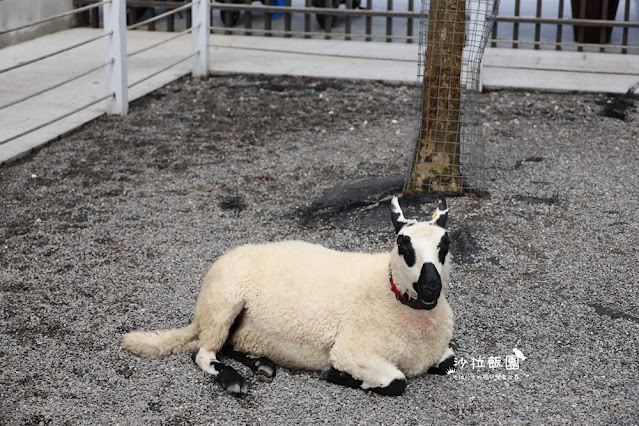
[{"left": 406, "top": 0, "right": 466, "bottom": 194}]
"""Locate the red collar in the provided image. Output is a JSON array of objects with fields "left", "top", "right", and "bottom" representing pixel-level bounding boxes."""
[{"left": 389, "top": 265, "right": 423, "bottom": 310}]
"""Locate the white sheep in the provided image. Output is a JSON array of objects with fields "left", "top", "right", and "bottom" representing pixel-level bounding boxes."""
[{"left": 122, "top": 195, "right": 455, "bottom": 396}]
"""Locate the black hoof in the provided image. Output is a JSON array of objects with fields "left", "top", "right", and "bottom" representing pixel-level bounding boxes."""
[
  {"left": 213, "top": 362, "right": 248, "bottom": 396},
  {"left": 368, "top": 378, "right": 406, "bottom": 397},
  {"left": 320, "top": 366, "right": 363, "bottom": 389},
  {"left": 221, "top": 346, "right": 277, "bottom": 381},
  {"left": 427, "top": 355, "right": 456, "bottom": 375},
  {"left": 320, "top": 367, "right": 406, "bottom": 396},
  {"left": 255, "top": 359, "right": 276, "bottom": 382}
]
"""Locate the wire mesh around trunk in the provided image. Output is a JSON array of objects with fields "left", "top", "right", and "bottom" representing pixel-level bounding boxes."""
[{"left": 405, "top": 0, "right": 499, "bottom": 195}]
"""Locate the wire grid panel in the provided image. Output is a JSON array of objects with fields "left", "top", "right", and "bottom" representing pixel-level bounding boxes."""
[{"left": 406, "top": 0, "right": 498, "bottom": 195}]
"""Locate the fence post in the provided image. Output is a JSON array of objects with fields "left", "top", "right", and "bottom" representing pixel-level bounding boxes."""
[
  {"left": 192, "top": 0, "right": 210, "bottom": 77},
  {"left": 104, "top": 0, "right": 128, "bottom": 115}
]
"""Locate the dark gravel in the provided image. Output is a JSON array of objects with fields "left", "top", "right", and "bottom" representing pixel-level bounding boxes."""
[{"left": 1, "top": 74, "right": 638, "bottom": 424}]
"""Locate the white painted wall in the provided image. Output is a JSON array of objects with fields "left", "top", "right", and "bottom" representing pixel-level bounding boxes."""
[{"left": 0, "top": 0, "right": 75, "bottom": 48}]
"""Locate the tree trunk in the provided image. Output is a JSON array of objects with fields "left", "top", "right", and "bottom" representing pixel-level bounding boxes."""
[{"left": 406, "top": 0, "right": 466, "bottom": 194}]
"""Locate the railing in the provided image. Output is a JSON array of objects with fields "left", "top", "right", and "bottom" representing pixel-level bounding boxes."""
[
  {"left": 2, "top": 0, "right": 637, "bottom": 148},
  {"left": 73, "top": 0, "right": 638, "bottom": 53},
  {"left": 491, "top": 0, "right": 639, "bottom": 54},
  {"left": 0, "top": 1, "right": 116, "bottom": 147},
  {"left": 75, "top": 0, "right": 194, "bottom": 31},
  {"left": 0, "top": 0, "right": 209, "bottom": 148}
]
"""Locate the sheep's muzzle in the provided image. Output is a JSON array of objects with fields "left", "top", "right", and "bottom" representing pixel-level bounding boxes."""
[{"left": 413, "top": 263, "right": 442, "bottom": 308}]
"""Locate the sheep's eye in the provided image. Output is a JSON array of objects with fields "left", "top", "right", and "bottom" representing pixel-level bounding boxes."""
[{"left": 397, "top": 235, "right": 416, "bottom": 267}]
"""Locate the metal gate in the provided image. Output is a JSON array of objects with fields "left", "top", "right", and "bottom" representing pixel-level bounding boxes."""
[{"left": 73, "top": 0, "right": 639, "bottom": 53}]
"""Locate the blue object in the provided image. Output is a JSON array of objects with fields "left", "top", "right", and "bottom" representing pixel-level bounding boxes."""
[{"left": 271, "top": 0, "right": 285, "bottom": 19}]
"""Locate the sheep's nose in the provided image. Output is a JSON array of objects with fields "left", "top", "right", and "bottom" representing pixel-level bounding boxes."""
[{"left": 414, "top": 262, "right": 441, "bottom": 303}]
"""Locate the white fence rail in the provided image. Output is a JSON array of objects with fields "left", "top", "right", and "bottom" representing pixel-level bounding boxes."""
[{"left": 0, "top": 0, "right": 210, "bottom": 149}]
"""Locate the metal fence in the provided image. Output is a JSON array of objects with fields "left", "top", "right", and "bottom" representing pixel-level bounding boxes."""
[
  {"left": 74, "top": 0, "right": 639, "bottom": 53},
  {"left": 492, "top": 0, "right": 638, "bottom": 54}
]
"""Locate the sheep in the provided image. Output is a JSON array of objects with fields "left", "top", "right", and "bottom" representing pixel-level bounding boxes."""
[{"left": 121, "top": 195, "right": 456, "bottom": 396}]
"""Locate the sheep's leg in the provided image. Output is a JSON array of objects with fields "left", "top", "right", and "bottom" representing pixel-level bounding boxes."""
[
  {"left": 427, "top": 347, "right": 456, "bottom": 375},
  {"left": 320, "top": 359, "right": 406, "bottom": 396},
  {"left": 191, "top": 301, "right": 249, "bottom": 396},
  {"left": 191, "top": 348, "right": 248, "bottom": 396},
  {"left": 320, "top": 366, "right": 366, "bottom": 389},
  {"left": 221, "top": 345, "right": 277, "bottom": 382}
]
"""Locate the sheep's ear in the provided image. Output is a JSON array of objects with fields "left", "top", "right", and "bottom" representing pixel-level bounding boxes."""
[
  {"left": 390, "top": 196, "right": 407, "bottom": 234},
  {"left": 429, "top": 195, "right": 448, "bottom": 228}
]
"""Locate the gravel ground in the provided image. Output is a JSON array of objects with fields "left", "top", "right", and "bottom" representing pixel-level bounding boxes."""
[{"left": 1, "top": 74, "right": 638, "bottom": 425}]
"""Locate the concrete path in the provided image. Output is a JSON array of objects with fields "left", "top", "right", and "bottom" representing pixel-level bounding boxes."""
[
  {"left": 0, "top": 28, "right": 193, "bottom": 165},
  {"left": 1, "top": 27, "right": 638, "bottom": 164}
]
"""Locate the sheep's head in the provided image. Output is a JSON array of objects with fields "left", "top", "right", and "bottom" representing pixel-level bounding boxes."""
[{"left": 389, "top": 195, "right": 450, "bottom": 310}]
